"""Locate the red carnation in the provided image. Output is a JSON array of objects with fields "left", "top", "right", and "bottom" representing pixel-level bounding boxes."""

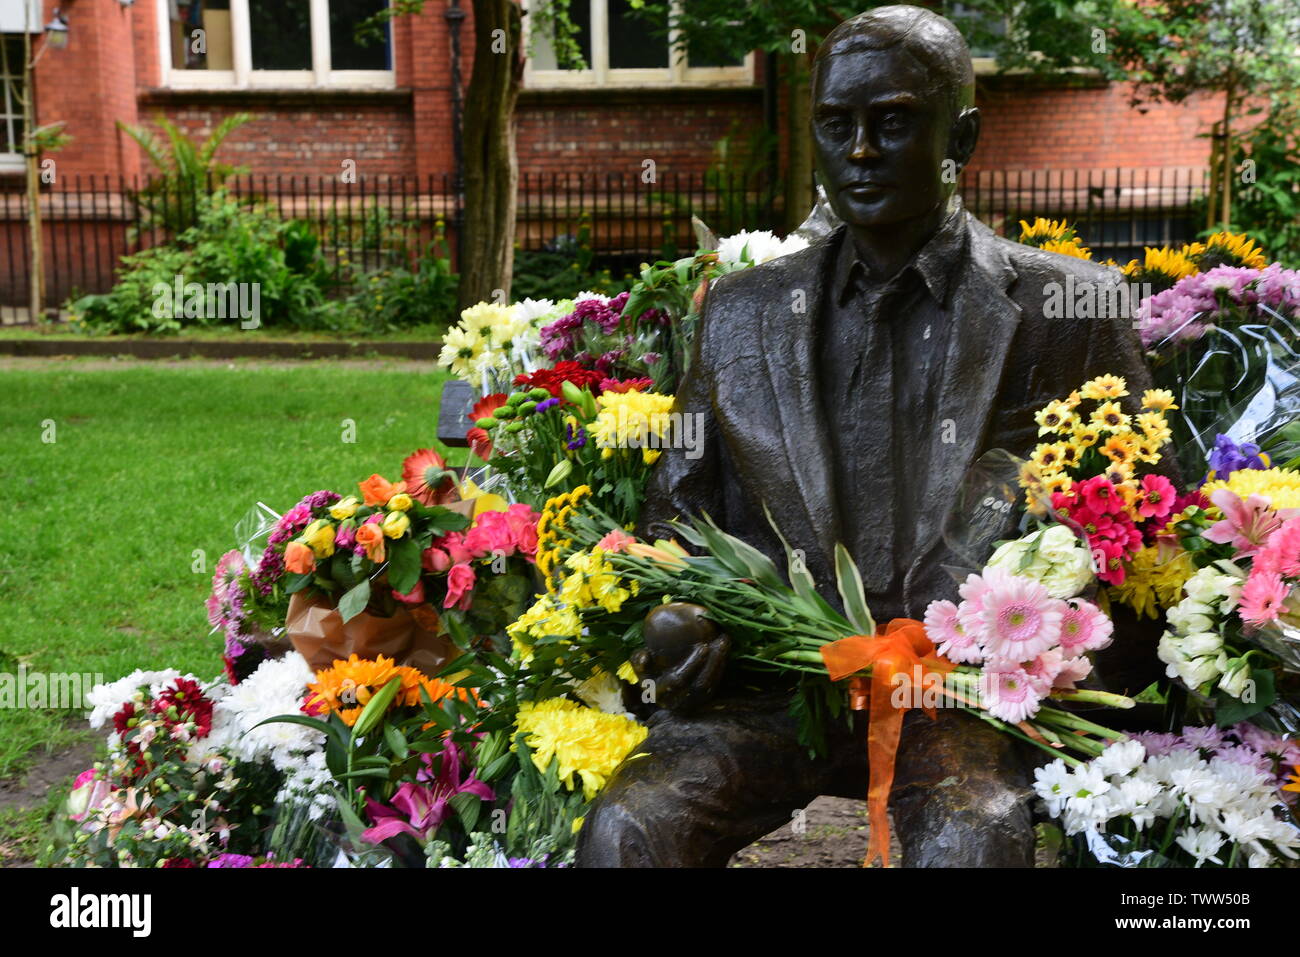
[
  {"left": 151, "top": 678, "right": 214, "bottom": 739},
  {"left": 514, "top": 361, "right": 603, "bottom": 398}
]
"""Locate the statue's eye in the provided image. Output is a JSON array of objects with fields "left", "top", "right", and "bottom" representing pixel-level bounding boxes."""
[
  {"left": 821, "top": 116, "right": 850, "bottom": 135},
  {"left": 878, "top": 112, "right": 907, "bottom": 133}
]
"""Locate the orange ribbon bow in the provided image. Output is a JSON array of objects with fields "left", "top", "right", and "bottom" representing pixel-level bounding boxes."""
[{"left": 819, "top": 618, "right": 955, "bottom": 868}]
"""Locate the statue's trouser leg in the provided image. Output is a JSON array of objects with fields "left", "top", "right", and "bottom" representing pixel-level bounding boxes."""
[
  {"left": 576, "top": 695, "right": 1035, "bottom": 867},
  {"left": 886, "top": 708, "right": 1036, "bottom": 867}
]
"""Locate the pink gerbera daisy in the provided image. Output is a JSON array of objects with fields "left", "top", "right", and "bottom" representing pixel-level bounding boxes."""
[
  {"left": 1259, "top": 517, "right": 1300, "bottom": 579},
  {"left": 1024, "top": 648, "right": 1064, "bottom": 696},
  {"left": 1053, "top": 655, "right": 1093, "bottom": 689},
  {"left": 1058, "top": 599, "right": 1114, "bottom": 655},
  {"left": 924, "top": 599, "right": 982, "bottom": 664},
  {"left": 1238, "top": 570, "right": 1289, "bottom": 626},
  {"left": 978, "top": 575, "right": 1063, "bottom": 660},
  {"left": 982, "top": 663, "right": 1043, "bottom": 724}
]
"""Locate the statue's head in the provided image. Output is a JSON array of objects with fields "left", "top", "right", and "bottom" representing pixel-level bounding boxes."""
[{"left": 812, "top": 5, "right": 979, "bottom": 230}]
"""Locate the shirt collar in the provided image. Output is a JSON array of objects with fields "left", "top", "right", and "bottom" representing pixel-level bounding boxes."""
[{"left": 835, "top": 198, "right": 969, "bottom": 308}]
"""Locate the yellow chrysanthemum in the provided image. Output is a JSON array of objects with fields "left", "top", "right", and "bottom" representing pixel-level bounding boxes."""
[
  {"left": 616, "top": 660, "right": 639, "bottom": 683},
  {"left": 1141, "top": 388, "right": 1179, "bottom": 412},
  {"left": 514, "top": 698, "right": 649, "bottom": 799},
  {"left": 1107, "top": 546, "right": 1197, "bottom": 619},
  {"left": 591, "top": 390, "right": 676, "bottom": 455},
  {"left": 1090, "top": 400, "right": 1131, "bottom": 432},
  {"left": 1100, "top": 433, "right": 1139, "bottom": 465},
  {"left": 1080, "top": 374, "right": 1128, "bottom": 401},
  {"left": 1202, "top": 467, "right": 1300, "bottom": 511},
  {"left": 1040, "top": 238, "right": 1093, "bottom": 261},
  {"left": 1072, "top": 424, "right": 1101, "bottom": 448},
  {"left": 1283, "top": 766, "right": 1300, "bottom": 794},
  {"left": 1122, "top": 246, "right": 1196, "bottom": 283},
  {"left": 1103, "top": 460, "right": 1135, "bottom": 486},
  {"left": 1191, "top": 231, "right": 1267, "bottom": 271},
  {"left": 1034, "top": 399, "right": 1076, "bottom": 436},
  {"left": 1030, "top": 442, "right": 1068, "bottom": 473},
  {"left": 1043, "top": 472, "right": 1074, "bottom": 496}
]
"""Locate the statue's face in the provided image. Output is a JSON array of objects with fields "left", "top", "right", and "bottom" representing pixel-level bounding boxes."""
[{"left": 813, "top": 45, "right": 957, "bottom": 229}]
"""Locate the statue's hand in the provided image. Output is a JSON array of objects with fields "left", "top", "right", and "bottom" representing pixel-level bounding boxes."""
[{"left": 628, "top": 602, "right": 731, "bottom": 716}]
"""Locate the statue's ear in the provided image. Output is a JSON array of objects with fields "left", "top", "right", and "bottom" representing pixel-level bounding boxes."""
[{"left": 949, "top": 107, "right": 981, "bottom": 171}]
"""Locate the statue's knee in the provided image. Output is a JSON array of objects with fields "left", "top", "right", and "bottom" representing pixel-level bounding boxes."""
[{"left": 574, "top": 794, "right": 657, "bottom": 868}]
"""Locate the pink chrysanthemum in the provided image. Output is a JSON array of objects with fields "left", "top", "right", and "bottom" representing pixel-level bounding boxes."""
[
  {"left": 1259, "top": 517, "right": 1300, "bottom": 579},
  {"left": 982, "top": 664, "right": 1043, "bottom": 723},
  {"left": 1053, "top": 655, "right": 1093, "bottom": 689},
  {"left": 1024, "top": 648, "right": 1064, "bottom": 696},
  {"left": 978, "top": 575, "right": 1063, "bottom": 661},
  {"left": 924, "top": 599, "right": 982, "bottom": 664},
  {"left": 1058, "top": 599, "right": 1114, "bottom": 655},
  {"left": 1238, "top": 570, "right": 1289, "bottom": 625}
]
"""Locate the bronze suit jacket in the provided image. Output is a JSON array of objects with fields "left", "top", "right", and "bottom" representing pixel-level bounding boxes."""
[{"left": 641, "top": 213, "right": 1161, "bottom": 631}]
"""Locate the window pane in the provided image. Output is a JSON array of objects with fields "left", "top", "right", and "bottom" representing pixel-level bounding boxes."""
[
  {"left": 170, "top": 0, "right": 235, "bottom": 71},
  {"left": 249, "top": 0, "right": 313, "bottom": 70},
  {"left": 608, "top": 0, "right": 666, "bottom": 69},
  {"left": 331, "top": 0, "right": 392, "bottom": 70},
  {"left": 686, "top": 33, "right": 744, "bottom": 68},
  {"left": 529, "top": 0, "right": 592, "bottom": 70},
  {"left": 1, "top": 36, "right": 23, "bottom": 154}
]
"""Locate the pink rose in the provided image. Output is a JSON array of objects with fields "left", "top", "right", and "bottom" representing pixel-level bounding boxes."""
[
  {"left": 444, "top": 562, "right": 476, "bottom": 611},
  {"left": 421, "top": 546, "right": 452, "bottom": 573},
  {"left": 596, "top": 527, "right": 636, "bottom": 554},
  {"left": 465, "top": 512, "right": 515, "bottom": 558},
  {"left": 505, "top": 504, "right": 540, "bottom": 557},
  {"left": 439, "top": 531, "right": 476, "bottom": 565},
  {"left": 392, "top": 580, "right": 426, "bottom": 605}
]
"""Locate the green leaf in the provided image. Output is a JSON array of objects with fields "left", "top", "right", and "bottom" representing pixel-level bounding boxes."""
[
  {"left": 383, "top": 723, "right": 410, "bottom": 760},
  {"left": 284, "top": 571, "right": 314, "bottom": 595},
  {"left": 833, "top": 543, "right": 875, "bottom": 636},
  {"left": 1213, "top": 668, "right": 1275, "bottom": 726},
  {"left": 338, "top": 579, "right": 371, "bottom": 623},
  {"left": 387, "top": 536, "right": 421, "bottom": 595}
]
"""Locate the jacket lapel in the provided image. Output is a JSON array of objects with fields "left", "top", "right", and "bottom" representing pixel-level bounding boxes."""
[
  {"left": 746, "top": 234, "right": 842, "bottom": 572},
  {"left": 904, "top": 219, "right": 1023, "bottom": 600}
]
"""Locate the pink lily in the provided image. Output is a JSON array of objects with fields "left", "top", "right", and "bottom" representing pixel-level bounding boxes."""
[
  {"left": 362, "top": 741, "right": 494, "bottom": 845},
  {"left": 1203, "top": 488, "right": 1298, "bottom": 558}
]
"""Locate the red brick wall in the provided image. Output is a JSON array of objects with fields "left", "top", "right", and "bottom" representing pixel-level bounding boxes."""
[
  {"left": 969, "top": 80, "right": 1221, "bottom": 172},
  {"left": 34, "top": 0, "right": 144, "bottom": 181}
]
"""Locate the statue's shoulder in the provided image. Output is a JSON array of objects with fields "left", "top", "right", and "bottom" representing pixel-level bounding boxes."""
[{"left": 975, "top": 221, "right": 1119, "bottom": 287}]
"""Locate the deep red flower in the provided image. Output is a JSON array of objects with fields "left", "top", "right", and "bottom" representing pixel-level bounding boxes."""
[
  {"left": 402, "top": 448, "right": 458, "bottom": 506},
  {"left": 514, "top": 361, "right": 603, "bottom": 398},
  {"left": 151, "top": 677, "right": 214, "bottom": 739},
  {"left": 465, "top": 394, "right": 507, "bottom": 462}
]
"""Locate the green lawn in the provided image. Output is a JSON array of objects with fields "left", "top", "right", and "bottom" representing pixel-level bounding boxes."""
[
  {"left": 0, "top": 359, "right": 461, "bottom": 779},
  {"left": 0, "top": 321, "right": 449, "bottom": 342}
]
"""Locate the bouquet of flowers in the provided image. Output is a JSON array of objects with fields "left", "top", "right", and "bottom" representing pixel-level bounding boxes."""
[
  {"left": 1035, "top": 726, "right": 1300, "bottom": 868},
  {"left": 54, "top": 659, "right": 336, "bottom": 868}
]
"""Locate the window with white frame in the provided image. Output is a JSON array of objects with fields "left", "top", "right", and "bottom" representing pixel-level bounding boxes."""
[
  {"left": 159, "top": 0, "right": 394, "bottom": 90},
  {"left": 0, "top": 34, "right": 23, "bottom": 172},
  {"left": 524, "top": 0, "right": 753, "bottom": 89}
]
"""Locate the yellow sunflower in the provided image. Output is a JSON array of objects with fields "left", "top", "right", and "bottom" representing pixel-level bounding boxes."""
[
  {"left": 1080, "top": 374, "right": 1128, "bottom": 401},
  {"left": 1141, "top": 388, "right": 1179, "bottom": 412},
  {"left": 1090, "top": 400, "right": 1131, "bottom": 432},
  {"left": 1034, "top": 399, "right": 1076, "bottom": 436}
]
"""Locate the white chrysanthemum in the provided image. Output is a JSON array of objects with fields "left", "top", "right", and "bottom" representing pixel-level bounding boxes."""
[
  {"left": 86, "top": 669, "right": 184, "bottom": 729},
  {"left": 215, "top": 652, "right": 322, "bottom": 768},
  {"left": 1033, "top": 760, "right": 1072, "bottom": 816},
  {"left": 574, "top": 290, "right": 609, "bottom": 304},
  {"left": 515, "top": 298, "right": 556, "bottom": 325},
  {"left": 716, "top": 229, "right": 808, "bottom": 265},
  {"left": 1174, "top": 826, "right": 1226, "bottom": 867},
  {"left": 437, "top": 325, "right": 484, "bottom": 380},
  {"left": 1096, "top": 739, "right": 1146, "bottom": 778}
]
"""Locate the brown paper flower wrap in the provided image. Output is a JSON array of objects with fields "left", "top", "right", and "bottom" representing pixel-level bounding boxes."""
[{"left": 286, "top": 591, "right": 456, "bottom": 677}]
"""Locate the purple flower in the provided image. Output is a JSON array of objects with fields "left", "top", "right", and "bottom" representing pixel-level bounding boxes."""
[
  {"left": 207, "top": 853, "right": 256, "bottom": 868},
  {"left": 251, "top": 544, "right": 285, "bottom": 595},
  {"left": 535, "top": 397, "right": 560, "bottom": 413},
  {"left": 565, "top": 423, "right": 588, "bottom": 450},
  {"left": 1179, "top": 724, "right": 1224, "bottom": 752},
  {"left": 1132, "top": 731, "right": 1180, "bottom": 756},
  {"left": 361, "top": 741, "right": 495, "bottom": 846},
  {"left": 335, "top": 524, "right": 357, "bottom": 551},
  {"left": 1208, "top": 434, "right": 1268, "bottom": 479}
]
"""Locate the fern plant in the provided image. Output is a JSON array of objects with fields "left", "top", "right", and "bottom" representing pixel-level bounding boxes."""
[{"left": 119, "top": 112, "right": 253, "bottom": 240}]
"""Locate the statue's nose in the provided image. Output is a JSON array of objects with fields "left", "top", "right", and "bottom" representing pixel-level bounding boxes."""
[{"left": 848, "top": 123, "right": 881, "bottom": 162}]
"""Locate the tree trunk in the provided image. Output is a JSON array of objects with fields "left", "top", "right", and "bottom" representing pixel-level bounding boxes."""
[
  {"left": 23, "top": 28, "right": 43, "bottom": 323},
  {"left": 783, "top": 62, "right": 814, "bottom": 233},
  {"left": 457, "top": 0, "right": 523, "bottom": 310}
]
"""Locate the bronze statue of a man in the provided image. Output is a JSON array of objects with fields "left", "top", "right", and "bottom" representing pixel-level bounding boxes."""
[{"left": 575, "top": 5, "right": 1160, "bottom": 867}]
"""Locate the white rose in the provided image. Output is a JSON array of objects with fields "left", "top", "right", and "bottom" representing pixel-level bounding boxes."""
[
  {"left": 984, "top": 536, "right": 1032, "bottom": 574},
  {"left": 1037, "top": 524, "right": 1085, "bottom": 563},
  {"left": 1179, "top": 655, "right": 1223, "bottom": 688},
  {"left": 1185, "top": 571, "right": 1231, "bottom": 606},
  {"left": 1217, "top": 662, "right": 1252, "bottom": 699},
  {"left": 1181, "top": 630, "right": 1225, "bottom": 657}
]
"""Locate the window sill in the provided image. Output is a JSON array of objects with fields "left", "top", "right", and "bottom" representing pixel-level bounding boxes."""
[
  {"left": 520, "top": 84, "right": 761, "bottom": 108},
  {"left": 138, "top": 87, "right": 414, "bottom": 108}
]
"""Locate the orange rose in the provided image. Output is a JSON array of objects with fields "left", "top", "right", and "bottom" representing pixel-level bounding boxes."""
[
  {"left": 285, "top": 541, "right": 316, "bottom": 575},
  {"left": 358, "top": 474, "right": 407, "bottom": 507},
  {"left": 355, "top": 522, "right": 386, "bottom": 563}
]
